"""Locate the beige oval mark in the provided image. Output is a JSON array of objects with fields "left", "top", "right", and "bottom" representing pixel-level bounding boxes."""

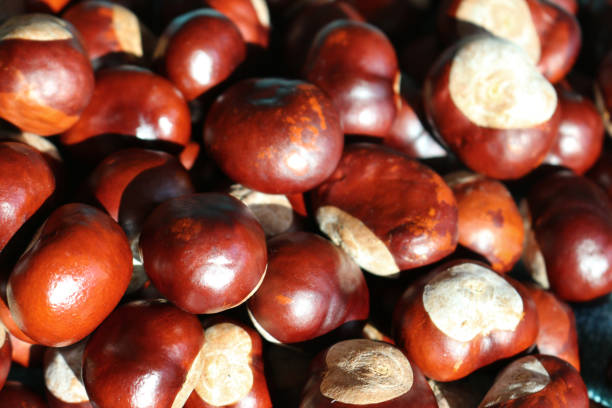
[
  {"left": 423, "top": 263, "right": 524, "bottom": 342},
  {"left": 321, "top": 339, "right": 413, "bottom": 404},
  {"left": 249, "top": 0, "right": 270, "bottom": 28},
  {"left": 112, "top": 4, "right": 143, "bottom": 57},
  {"left": 480, "top": 356, "right": 550, "bottom": 407},
  {"left": 45, "top": 342, "right": 90, "bottom": 404},
  {"left": 0, "top": 14, "right": 73, "bottom": 42},
  {"left": 195, "top": 323, "right": 254, "bottom": 406},
  {"left": 229, "top": 184, "right": 294, "bottom": 237},
  {"left": 456, "top": 0, "right": 541, "bottom": 63},
  {"left": 316, "top": 206, "right": 400, "bottom": 277},
  {"left": 449, "top": 36, "right": 557, "bottom": 130}
]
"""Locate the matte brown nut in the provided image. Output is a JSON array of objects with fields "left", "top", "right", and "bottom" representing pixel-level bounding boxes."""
[
  {"left": 284, "top": 0, "right": 364, "bottom": 74},
  {"left": 0, "top": 14, "right": 94, "bottom": 135},
  {"left": 44, "top": 341, "right": 92, "bottom": 408},
  {"left": 393, "top": 260, "right": 539, "bottom": 381},
  {"left": 304, "top": 20, "right": 400, "bottom": 137},
  {"left": 63, "top": 0, "right": 151, "bottom": 65},
  {"left": 524, "top": 285, "right": 580, "bottom": 371},
  {"left": 424, "top": 35, "right": 561, "bottom": 179},
  {"left": 0, "top": 325, "right": 10, "bottom": 391},
  {"left": 247, "top": 232, "right": 369, "bottom": 344},
  {"left": 523, "top": 170, "right": 612, "bottom": 301},
  {"left": 0, "top": 141, "right": 55, "bottom": 253},
  {"left": 184, "top": 319, "right": 272, "bottom": 408},
  {"left": 300, "top": 339, "right": 438, "bottom": 407},
  {"left": 543, "top": 84, "right": 604, "bottom": 175},
  {"left": 60, "top": 66, "right": 191, "bottom": 150},
  {"left": 478, "top": 355, "right": 588, "bottom": 407},
  {"left": 440, "top": 0, "right": 581, "bottom": 83},
  {"left": 140, "top": 193, "right": 267, "bottom": 314},
  {"left": 312, "top": 143, "right": 458, "bottom": 276},
  {"left": 445, "top": 172, "right": 524, "bottom": 273},
  {"left": 204, "top": 78, "right": 343, "bottom": 194},
  {"left": 0, "top": 381, "right": 48, "bottom": 408},
  {"left": 383, "top": 75, "right": 446, "bottom": 159},
  {"left": 83, "top": 300, "right": 207, "bottom": 408},
  {"left": 154, "top": 9, "right": 246, "bottom": 101},
  {"left": 8, "top": 203, "right": 133, "bottom": 347}
]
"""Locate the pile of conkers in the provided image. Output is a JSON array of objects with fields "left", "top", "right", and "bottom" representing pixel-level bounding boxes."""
[{"left": 0, "top": 0, "right": 610, "bottom": 407}]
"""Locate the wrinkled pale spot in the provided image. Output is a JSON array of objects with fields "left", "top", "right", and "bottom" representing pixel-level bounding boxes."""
[
  {"left": 449, "top": 36, "right": 556, "bottom": 129},
  {"left": 0, "top": 15, "right": 72, "bottom": 41},
  {"left": 481, "top": 356, "right": 550, "bottom": 407},
  {"left": 196, "top": 323, "right": 253, "bottom": 406},
  {"left": 45, "top": 343, "right": 89, "bottom": 403},
  {"left": 456, "top": 0, "right": 541, "bottom": 62},
  {"left": 321, "top": 339, "right": 413, "bottom": 404},
  {"left": 423, "top": 263, "right": 523, "bottom": 342},
  {"left": 112, "top": 4, "right": 143, "bottom": 57},
  {"left": 249, "top": 0, "right": 270, "bottom": 28},
  {"left": 247, "top": 307, "right": 281, "bottom": 344},
  {"left": 316, "top": 206, "right": 399, "bottom": 277},
  {"left": 229, "top": 184, "right": 293, "bottom": 237}
]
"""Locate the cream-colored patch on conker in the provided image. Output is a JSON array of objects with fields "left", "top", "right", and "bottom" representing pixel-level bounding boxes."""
[
  {"left": 480, "top": 356, "right": 550, "bottom": 407},
  {"left": 229, "top": 184, "right": 294, "bottom": 237},
  {"left": 316, "top": 206, "right": 400, "bottom": 277},
  {"left": 519, "top": 200, "right": 550, "bottom": 289},
  {"left": 594, "top": 84, "right": 612, "bottom": 138},
  {"left": 127, "top": 234, "right": 148, "bottom": 294},
  {"left": 172, "top": 336, "right": 208, "bottom": 408},
  {"left": 443, "top": 170, "right": 482, "bottom": 189},
  {"left": 455, "top": 0, "right": 541, "bottom": 63},
  {"left": 249, "top": 0, "right": 270, "bottom": 28},
  {"left": 423, "top": 263, "right": 524, "bottom": 342},
  {"left": 195, "top": 323, "right": 254, "bottom": 406},
  {"left": 320, "top": 339, "right": 413, "bottom": 404},
  {"left": 0, "top": 325, "right": 5, "bottom": 348},
  {"left": 247, "top": 307, "right": 282, "bottom": 344},
  {"left": 15, "top": 132, "right": 62, "bottom": 162},
  {"left": 0, "top": 14, "right": 72, "bottom": 41},
  {"left": 362, "top": 323, "right": 387, "bottom": 342},
  {"left": 45, "top": 342, "right": 89, "bottom": 403},
  {"left": 449, "top": 36, "right": 557, "bottom": 130},
  {"left": 112, "top": 4, "right": 143, "bottom": 57}
]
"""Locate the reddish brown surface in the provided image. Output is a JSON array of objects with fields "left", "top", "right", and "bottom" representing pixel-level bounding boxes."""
[
  {"left": 393, "top": 261, "right": 539, "bottom": 382},
  {"left": 0, "top": 16, "right": 94, "bottom": 135},
  {"left": 140, "top": 193, "right": 267, "bottom": 314},
  {"left": 204, "top": 78, "right": 343, "bottom": 194},
  {"left": 284, "top": 1, "right": 364, "bottom": 73},
  {"left": 0, "top": 328, "right": 10, "bottom": 391},
  {"left": 480, "top": 355, "right": 588, "bottom": 407},
  {"left": 0, "top": 296, "right": 36, "bottom": 344},
  {"left": 83, "top": 300, "right": 204, "bottom": 408},
  {"left": 8, "top": 333, "right": 44, "bottom": 368},
  {"left": 248, "top": 232, "right": 368, "bottom": 344},
  {"left": 205, "top": 0, "right": 269, "bottom": 48},
  {"left": 46, "top": 393, "right": 92, "bottom": 408},
  {"left": 156, "top": 9, "right": 246, "bottom": 101},
  {"left": 300, "top": 341, "right": 438, "bottom": 408},
  {"left": 450, "top": 174, "right": 524, "bottom": 273},
  {"left": 527, "top": 171, "right": 612, "bottom": 301},
  {"left": 312, "top": 144, "right": 458, "bottom": 270},
  {"left": 548, "top": 0, "right": 578, "bottom": 14},
  {"left": 0, "top": 382, "right": 48, "bottom": 408},
  {"left": 304, "top": 20, "right": 400, "bottom": 137},
  {"left": 384, "top": 77, "right": 446, "bottom": 159},
  {"left": 544, "top": 85, "right": 604, "bottom": 174},
  {"left": 424, "top": 43, "right": 561, "bottom": 179},
  {"left": 0, "top": 142, "right": 55, "bottom": 253},
  {"left": 60, "top": 66, "right": 190, "bottom": 147},
  {"left": 527, "top": 0, "right": 581, "bottom": 84},
  {"left": 185, "top": 319, "right": 272, "bottom": 408},
  {"left": 587, "top": 151, "right": 612, "bottom": 201},
  {"left": 63, "top": 0, "right": 147, "bottom": 62},
  {"left": 88, "top": 148, "right": 194, "bottom": 238},
  {"left": 525, "top": 285, "right": 580, "bottom": 371},
  {"left": 8, "top": 203, "right": 132, "bottom": 347},
  {"left": 179, "top": 142, "right": 200, "bottom": 171}
]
